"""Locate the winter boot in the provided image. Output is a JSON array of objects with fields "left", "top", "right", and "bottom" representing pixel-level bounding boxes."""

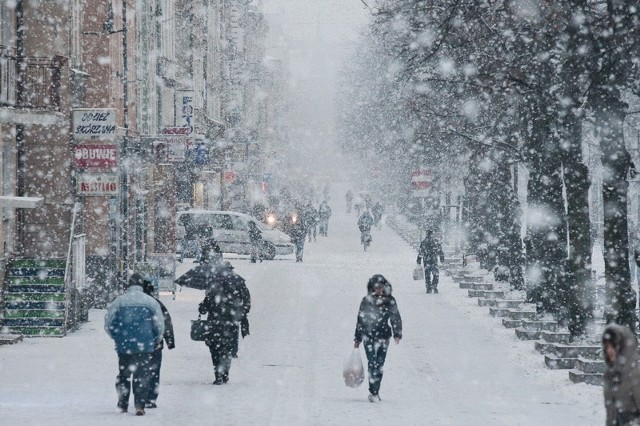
[
  {"left": 368, "top": 394, "right": 381, "bottom": 402},
  {"left": 135, "top": 408, "right": 145, "bottom": 416},
  {"left": 213, "top": 372, "right": 223, "bottom": 385},
  {"left": 433, "top": 288, "right": 439, "bottom": 294}
]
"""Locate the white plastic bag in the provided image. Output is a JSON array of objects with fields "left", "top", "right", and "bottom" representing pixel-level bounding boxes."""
[
  {"left": 413, "top": 265, "right": 424, "bottom": 281},
  {"left": 343, "top": 348, "right": 365, "bottom": 388}
]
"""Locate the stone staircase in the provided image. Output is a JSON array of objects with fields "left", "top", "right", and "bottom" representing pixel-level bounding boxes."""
[
  {"left": 387, "top": 214, "right": 608, "bottom": 386},
  {"left": 450, "top": 267, "right": 607, "bottom": 386},
  {"left": 1, "top": 258, "right": 68, "bottom": 337}
]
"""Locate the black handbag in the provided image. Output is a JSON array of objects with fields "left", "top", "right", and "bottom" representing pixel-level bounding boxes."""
[{"left": 190, "top": 315, "right": 210, "bottom": 341}]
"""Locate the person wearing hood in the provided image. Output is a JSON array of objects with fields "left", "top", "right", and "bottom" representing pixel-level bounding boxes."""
[
  {"left": 603, "top": 324, "right": 640, "bottom": 425},
  {"left": 353, "top": 274, "right": 402, "bottom": 402},
  {"left": 104, "top": 273, "right": 165, "bottom": 416}
]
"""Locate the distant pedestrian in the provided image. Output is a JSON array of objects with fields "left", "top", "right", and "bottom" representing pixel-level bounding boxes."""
[
  {"left": 288, "top": 212, "right": 306, "bottom": 262},
  {"left": 199, "top": 230, "right": 223, "bottom": 265},
  {"left": 104, "top": 273, "right": 165, "bottom": 416},
  {"left": 372, "top": 202, "right": 384, "bottom": 228},
  {"left": 345, "top": 190, "right": 354, "bottom": 213},
  {"left": 353, "top": 274, "right": 402, "bottom": 403},
  {"left": 248, "top": 221, "right": 263, "bottom": 263},
  {"left": 603, "top": 324, "right": 640, "bottom": 425},
  {"left": 142, "top": 280, "right": 175, "bottom": 409},
  {"left": 198, "top": 264, "right": 250, "bottom": 385},
  {"left": 303, "top": 202, "right": 318, "bottom": 242},
  {"left": 318, "top": 200, "right": 332, "bottom": 236},
  {"left": 417, "top": 229, "right": 445, "bottom": 294}
]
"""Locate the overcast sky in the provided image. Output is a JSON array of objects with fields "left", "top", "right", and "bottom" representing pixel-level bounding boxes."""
[{"left": 260, "top": 0, "right": 371, "bottom": 181}]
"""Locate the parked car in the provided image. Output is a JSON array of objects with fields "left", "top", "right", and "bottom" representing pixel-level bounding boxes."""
[{"left": 176, "top": 210, "right": 294, "bottom": 260}]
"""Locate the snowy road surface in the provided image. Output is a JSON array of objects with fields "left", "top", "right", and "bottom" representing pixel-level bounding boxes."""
[{"left": 0, "top": 208, "right": 604, "bottom": 425}]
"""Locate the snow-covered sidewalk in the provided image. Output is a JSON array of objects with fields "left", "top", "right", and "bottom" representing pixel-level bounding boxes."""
[{"left": 0, "top": 207, "right": 604, "bottom": 425}]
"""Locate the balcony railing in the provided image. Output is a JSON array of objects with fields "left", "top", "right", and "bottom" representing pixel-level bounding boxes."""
[{"left": 0, "top": 51, "right": 64, "bottom": 110}]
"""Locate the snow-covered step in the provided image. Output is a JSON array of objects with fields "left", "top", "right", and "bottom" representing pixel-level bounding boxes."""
[
  {"left": 514, "top": 328, "right": 541, "bottom": 340},
  {"left": 0, "top": 334, "right": 24, "bottom": 345},
  {"left": 505, "top": 309, "right": 537, "bottom": 321},
  {"left": 568, "top": 370, "right": 603, "bottom": 386},
  {"left": 460, "top": 282, "right": 494, "bottom": 290},
  {"left": 575, "top": 357, "right": 606, "bottom": 374},
  {"left": 545, "top": 353, "right": 577, "bottom": 370},
  {"left": 478, "top": 299, "right": 527, "bottom": 308},
  {"left": 468, "top": 290, "right": 505, "bottom": 299},
  {"left": 536, "top": 342, "right": 601, "bottom": 358},
  {"left": 541, "top": 330, "right": 572, "bottom": 345},
  {"left": 521, "top": 319, "right": 559, "bottom": 332},
  {"left": 502, "top": 318, "right": 523, "bottom": 329}
]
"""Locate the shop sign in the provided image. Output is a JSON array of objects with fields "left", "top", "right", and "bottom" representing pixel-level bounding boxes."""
[
  {"left": 77, "top": 173, "right": 119, "bottom": 196},
  {"left": 72, "top": 143, "right": 118, "bottom": 169},
  {"left": 72, "top": 109, "right": 117, "bottom": 141}
]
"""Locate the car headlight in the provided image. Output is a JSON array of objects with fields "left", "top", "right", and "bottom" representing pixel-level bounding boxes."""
[{"left": 266, "top": 214, "right": 276, "bottom": 225}]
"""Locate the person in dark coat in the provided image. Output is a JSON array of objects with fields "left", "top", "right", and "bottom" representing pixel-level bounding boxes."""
[
  {"left": 142, "top": 280, "right": 175, "bottom": 408},
  {"left": 417, "top": 229, "right": 445, "bottom": 293},
  {"left": 199, "top": 230, "right": 223, "bottom": 265},
  {"left": 218, "top": 261, "right": 251, "bottom": 358},
  {"left": 602, "top": 324, "right": 640, "bottom": 425},
  {"left": 104, "top": 273, "right": 164, "bottom": 416},
  {"left": 248, "top": 221, "right": 263, "bottom": 263},
  {"left": 303, "top": 202, "right": 318, "bottom": 242},
  {"left": 198, "top": 263, "right": 250, "bottom": 384},
  {"left": 288, "top": 211, "right": 307, "bottom": 262},
  {"left": 358, "top": 210, "right": 374, "bottom": 246},
  {"left": 353, "top": 274, "right": 402, "bottom": 402}
]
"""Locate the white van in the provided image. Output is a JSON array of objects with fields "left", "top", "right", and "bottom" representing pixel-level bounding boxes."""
[{"left": 176, "top": 210, "right": 294, "bottom": 260}]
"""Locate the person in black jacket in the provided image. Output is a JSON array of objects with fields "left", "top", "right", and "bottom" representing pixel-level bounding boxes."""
[
  {"left": 353, "top": 274, "right": 402, "bottom": 402},
  {"left": 248, "top": 221, "right": 263, "bottom": 263},
  {"left": 220, "top": 261, "right": 251, "bottom": 358},
  {"left": 417, "top": 229, "right": 445, "bottom": 294},
  {"left": 142, "top": 280, "right": 175, "bottom": 408},
  {"left": 198, "top": 264, "right": 250, "bottom": 385}
]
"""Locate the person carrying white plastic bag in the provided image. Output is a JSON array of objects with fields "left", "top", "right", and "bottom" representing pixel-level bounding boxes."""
[
  {"left": 343, "top": 348, "right": 365, "bottom": 388},
  {"left": 352, "top": 274, "right": 402, "bottom": 402}
]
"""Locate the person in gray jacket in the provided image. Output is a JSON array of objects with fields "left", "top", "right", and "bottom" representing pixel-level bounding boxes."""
[
  {"left": 105, "top": 273, "right": 165, "bottom": 416},
  {"left": 603, "top": 324, "right": 640, "bottom": 425}
]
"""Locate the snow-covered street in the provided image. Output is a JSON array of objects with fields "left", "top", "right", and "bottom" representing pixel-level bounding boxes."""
[{"left": 0, "top": 207, "right": 604, "bottom": 425}]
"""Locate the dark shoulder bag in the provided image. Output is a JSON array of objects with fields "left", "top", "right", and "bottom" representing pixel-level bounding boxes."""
[{"left": 190, "top": 314, "right": 210, "bottom": 341}]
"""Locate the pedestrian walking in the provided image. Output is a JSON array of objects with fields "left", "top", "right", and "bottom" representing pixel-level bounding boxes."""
[
  {"left": 104, "top": 273, "right": 165, "bottom": 416},
  {"left": 603, "top": 324, "right": 640, "bottom": 425},
  {"left": 303, "top": 202, "right": 318, "bottom": 242},
  {"left": 142, "top": 280, "right": 175, "bottom": 409},
  {"left": 318, "top": 200, "right": 332, "bottom": 236},
  {"left": 178, "top": 214, "right": 201, "bottom": 262},
  {"left": 248, "top": 221, "right": 263, "bottom": 263},
  {"left": 417, "top": 229, "right": 445, "bottom": 293},
  {"left": 199, "top": 230, "right": 223, "bottom": 265},
  {"left": 345, "top": 190, "right": 354, "bottom": 213},
  {"left": 288, "top": 211, "right": 307, "bottom": 262},
  {"left": 198, "top": 264, "right": 250, "bottom": 384},
  {"left": 353, "top": 274, "right": 402, "bottom": 402}
]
